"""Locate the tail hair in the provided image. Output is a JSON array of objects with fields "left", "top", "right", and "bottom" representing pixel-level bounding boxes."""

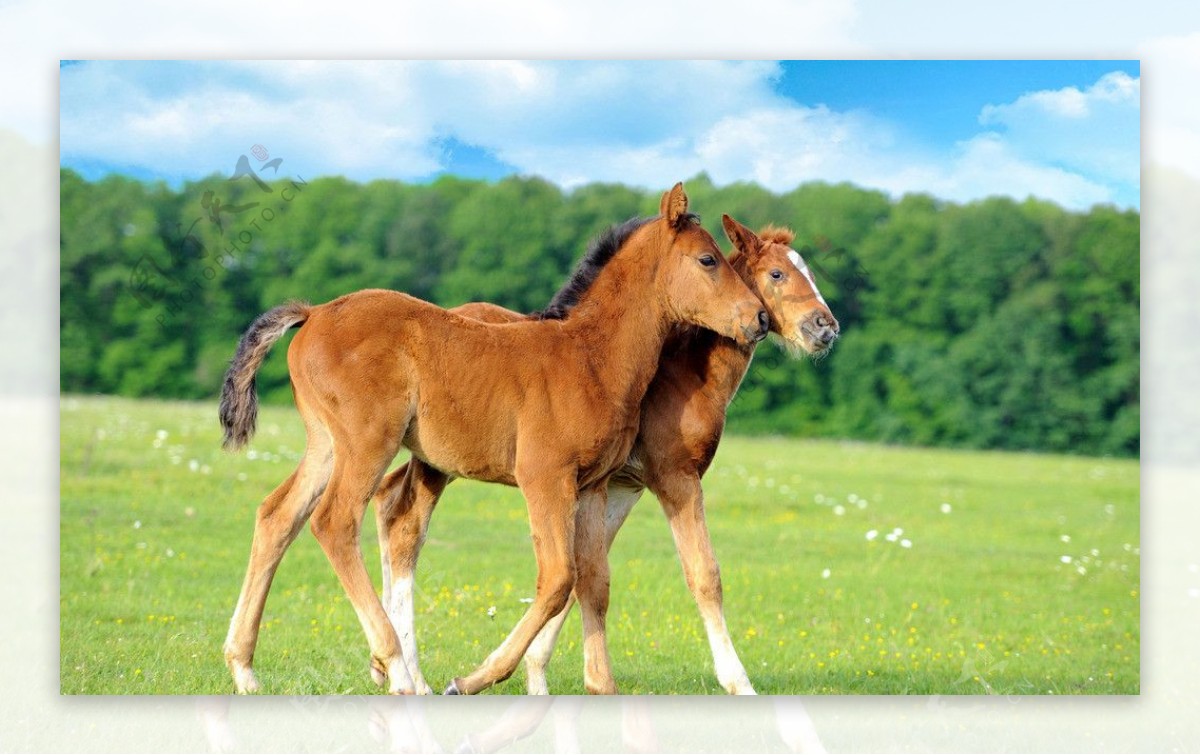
[{"left": 219, "top": 301, "right": 310, "bottom": 451}]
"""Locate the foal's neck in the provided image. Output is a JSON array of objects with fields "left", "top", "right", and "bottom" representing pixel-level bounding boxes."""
[
  {"left": 562, "top": 253, "right": 672, "bottom": 407},
  {"left": 707, "top": 334, "right": 756, "bottom": 398},
  {"left": 667, "top": 326, "right": 755, "bottom": 403}
]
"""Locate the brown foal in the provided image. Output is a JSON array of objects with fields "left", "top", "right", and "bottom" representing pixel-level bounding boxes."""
[
  {"left": 373, "top": 215, "right": 839, "bottom": 694},
  {"left": 218, "top": 184, "right": 767, "bottom": 695}
]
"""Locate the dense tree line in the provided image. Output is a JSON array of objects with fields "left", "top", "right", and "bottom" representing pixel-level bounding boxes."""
[{"left": 60, "top": 169, "right": 1139, "bottom": 456}]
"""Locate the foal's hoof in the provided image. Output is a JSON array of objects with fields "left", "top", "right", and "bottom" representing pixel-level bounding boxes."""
[
  {"left": 443, "top": 679, "right": 462, "bottom": 695},
  {"left": 229, "top": 661, "right": 261, "bottom": 694},
  {"left": 585, "top": 680, "right": 619, "bottom": 695},
  {"left": 370, "top": 663, "right": 388, "bottom": 688}
]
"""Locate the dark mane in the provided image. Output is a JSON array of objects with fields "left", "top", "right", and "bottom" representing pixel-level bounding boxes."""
[
  {"left": 536, "top": 216, "right": 648, "bottom": 320},
  {"left": 536, "top": 212, "right": 700, "bottom": 320}
]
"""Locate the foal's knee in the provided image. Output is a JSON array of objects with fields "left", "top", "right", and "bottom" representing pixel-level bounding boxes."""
[
  {"left": 309, "top": 506, "right": 355, "bottom": 547},
  {"left": 540, "top": 567, "right": 576, "bottom": 615},
  {"left": 690, "top": 563, "right": 724, "bottom": 605},
  {"left": 575, "top": 564, "right": 611, "bottom": 612}
]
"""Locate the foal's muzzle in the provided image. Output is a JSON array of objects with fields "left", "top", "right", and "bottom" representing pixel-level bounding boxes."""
[
  {"left": 803, "top": 312, "right": 839, "bottom": 352},
  {"left": 745, "top": 309, "right": 769, "bottom": 343}
]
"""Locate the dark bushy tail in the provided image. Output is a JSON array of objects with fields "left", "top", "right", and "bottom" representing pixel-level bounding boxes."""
[{"left": 219, "top": 301, "right": 311, "bottom": 451}]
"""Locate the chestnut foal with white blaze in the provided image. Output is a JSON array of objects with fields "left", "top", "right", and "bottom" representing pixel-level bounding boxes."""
[
  {"left": 218, "top": 184, "right": 767, "bottom": 695},
  {"left": 373, "top": 217, "right": 839, "bottom": 694}
]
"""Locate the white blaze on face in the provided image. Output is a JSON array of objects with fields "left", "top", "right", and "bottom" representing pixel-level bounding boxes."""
[{"left": 787, "top": 249, "right": 827, "bottom": 306}]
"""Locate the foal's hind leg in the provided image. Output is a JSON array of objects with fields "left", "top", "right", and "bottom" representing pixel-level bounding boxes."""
[
  {"left": 371, "top": 466, "right": 402, "bottom": 687},
  {"left": 310, "top": 436, "right": 415, "bottom": 694},
  {"left": 224, "top": 428, "right": 332, "bottom": 693},
  {"left": 372, "top": 459, "right": 449, "bottom": 694},
  {"left": 652, "top": 471, "right": 755, "bottom": 695}
]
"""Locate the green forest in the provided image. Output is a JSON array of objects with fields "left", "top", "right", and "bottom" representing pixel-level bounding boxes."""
[{"left": 59, "top": 169, "right": 1139, "bottom": 456}]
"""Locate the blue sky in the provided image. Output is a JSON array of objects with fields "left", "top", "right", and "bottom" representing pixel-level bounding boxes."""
[
  {"left": 59, "top": 60, "right": 1140, "bottom": 210},
  {"left": 777, "top": 60, "right": 1139, "bottom": 145}
]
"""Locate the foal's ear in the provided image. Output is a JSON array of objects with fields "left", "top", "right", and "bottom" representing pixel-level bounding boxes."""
[
  {"left": 659, "top": 182, "right": 689, "bottom": 228},
  {"left": 722, "top": 214, "right": 762, "bottom": 256}
]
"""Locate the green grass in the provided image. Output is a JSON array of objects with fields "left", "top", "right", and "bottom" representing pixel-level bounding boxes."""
[{"left": 60, "top": 395, "right": 1139, "bottom": 695}]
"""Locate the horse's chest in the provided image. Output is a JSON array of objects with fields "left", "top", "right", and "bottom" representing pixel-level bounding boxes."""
[{"left": 574, "top": 415, "right": 639, "bottom": 484}]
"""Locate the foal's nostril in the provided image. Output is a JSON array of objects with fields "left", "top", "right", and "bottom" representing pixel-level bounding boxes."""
[{"left": 756, "top": 310, "right": 769, "bottom": 334}]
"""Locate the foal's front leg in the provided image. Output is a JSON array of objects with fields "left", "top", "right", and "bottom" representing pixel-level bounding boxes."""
[
  {"left": 523, "top": 483, "right": 643, "bottom": 694},
  {"left": 652, "top": 472, "right": 756, "bottom": 695},
  {"left": 572, "top": 486, "right": 618, "bottom": 694},
  {"left": 446, "top": 468, "right": 578, "bottom": 694}
]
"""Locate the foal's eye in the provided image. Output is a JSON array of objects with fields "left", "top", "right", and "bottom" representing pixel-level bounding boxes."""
[
  {"left": 769, "top": 269, "right": 784, "bottom": 281},
  {"left": 698, "top": 254, "right": 717, "bottom": 268}
]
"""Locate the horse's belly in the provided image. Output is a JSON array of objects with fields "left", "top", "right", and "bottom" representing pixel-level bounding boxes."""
[
  {"left": 403, "top": 415, "right": 517, "bottom": 486},
  {"left": 608, "top": 446, "right": 648, "bottom": 489}
]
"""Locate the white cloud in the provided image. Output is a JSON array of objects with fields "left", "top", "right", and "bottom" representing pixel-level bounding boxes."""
[
  {"left": 978, "top": 71, "right": 1140, "bottom": 188},
  {"left": 907, "top": 133, "right": 1115, "bottom": 208},
  {"left": 59, "top": 60, "right": 1138, "bottom": 210},
  {"left": 982, "top": 70, "right": 1139, "bottom": 120},
  {"left": 487, "top": 103, "right": 888, "bottom": 189},
  {"left": 696, "top": 106, "right": 892, "bottom": 188},
  {"left": 681, "top": 106, "right": 1118, "bottom": 209},
  {"left": 60, "top": 60, "right": 791, "bottom": 184}
]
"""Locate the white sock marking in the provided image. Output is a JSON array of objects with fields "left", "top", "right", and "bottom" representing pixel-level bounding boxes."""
[{"left": 387, "top": 575, "right": 430, "bottom": 693}]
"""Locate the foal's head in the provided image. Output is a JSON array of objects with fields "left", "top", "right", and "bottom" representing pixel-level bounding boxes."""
[
  {"left": 722, "top": 215, "right": 840, "bottom": 357},
  {"left": 642, "top": 184, "right": 767, "bottom": 347}
]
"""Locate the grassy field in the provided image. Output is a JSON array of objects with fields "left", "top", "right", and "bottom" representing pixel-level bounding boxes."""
[{"left": 60, "top": 395, "right": 1139, "bottom": 695}]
